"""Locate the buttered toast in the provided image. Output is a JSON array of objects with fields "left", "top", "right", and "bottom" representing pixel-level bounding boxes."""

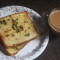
[{"left": 0, "top": 11, "right": 39, "bottom": 48}]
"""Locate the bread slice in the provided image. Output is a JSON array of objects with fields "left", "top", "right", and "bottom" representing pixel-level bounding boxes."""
[
  {"left": 0, "top": 11, "right": 39, "bottom": 48},
  {"left": 0, "top": 42, "right": 28, "bottom": 56}
]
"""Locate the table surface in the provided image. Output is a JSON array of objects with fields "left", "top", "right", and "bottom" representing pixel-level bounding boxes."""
[{"left": 0, "top": 0, "right": 60, "bottom": 60}]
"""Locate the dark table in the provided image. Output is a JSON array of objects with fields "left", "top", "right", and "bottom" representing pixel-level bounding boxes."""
[{"left": 0, "top": 0, "right": 60, "bottom": 60}]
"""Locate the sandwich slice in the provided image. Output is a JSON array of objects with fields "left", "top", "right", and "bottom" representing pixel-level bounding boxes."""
[{"left": 0, "top": 11, "right": 39, "bottom": 48}]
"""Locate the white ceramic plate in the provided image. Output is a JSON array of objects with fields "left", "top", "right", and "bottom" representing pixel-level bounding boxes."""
[{"left": 0, "top": 6, "right": 49, "bottom": 60}]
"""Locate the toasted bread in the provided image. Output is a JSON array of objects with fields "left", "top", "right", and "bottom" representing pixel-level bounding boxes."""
[
  {"left": 0, "top": 11, "right": 39, "bottom": 48},
  {"left": 0, "top": 42, "right": 28, "bottom": 56}
]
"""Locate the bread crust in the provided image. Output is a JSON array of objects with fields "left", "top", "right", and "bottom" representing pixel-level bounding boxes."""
[{"left": 0, "top": 11, "right": 39, "bottom": 48}]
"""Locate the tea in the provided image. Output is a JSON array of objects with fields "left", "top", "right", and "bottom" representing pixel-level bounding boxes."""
[{"left": 50, "top": 10, "right": 60, "bottom": 30}]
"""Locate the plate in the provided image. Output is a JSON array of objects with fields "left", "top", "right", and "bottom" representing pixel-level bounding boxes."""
[{"left": 0, "top": 6, "right": 49, "bottom": 60}]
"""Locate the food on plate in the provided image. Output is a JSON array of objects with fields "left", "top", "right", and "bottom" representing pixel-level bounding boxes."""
[{"left": 0, "top": 11, "right": 39, "bottom": 56}]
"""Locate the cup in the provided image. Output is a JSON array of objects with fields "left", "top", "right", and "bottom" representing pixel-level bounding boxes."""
[{"left": 48, "top": 8, "right": 60, "bottom": 35}]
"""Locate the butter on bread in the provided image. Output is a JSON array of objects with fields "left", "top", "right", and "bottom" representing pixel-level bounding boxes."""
[{"left": 0, "top": 11, "right": 39, "bottom": 48}]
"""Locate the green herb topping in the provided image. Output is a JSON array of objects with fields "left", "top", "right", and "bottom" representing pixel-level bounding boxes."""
[
  {"left": 6, "top": 35, "right": 10, "bottom": 37},
  {"left": 16, "top": 18, "right": 18, "bottom": 20},
  {"left": 12, "top": 34, "right": 15, "bottom": 36},
  {"left": 19, "top": 26, "right": 23, "bottom": 31},
  {"left": 24, "top": 21, "right": 28, "bottom": 23},
  {"left": 16, "top": 26, "right": 23, "bottom": 33},
  {"left": 3, "top": 20, "right": 7, "bottom": 25},
  {"left": 0, "top": 21, "right": 2, "bottom": 24},
  {"left": 13, "top": 19, "right": 18, "bottom": 27},
  {"left": 7, "top": 19, "right": 10, "bottom": 21},
  {"left": 12, "top": 19, "right": 23, "bottom": 33},
  {"left": 16, "top": 28, "right": 19, "bottom": 33},
  {"left": 28, "top": 27, "right": 30, "bottom": 29},
  {"left": 0, "top": 20, "right": 7, "bottom": 25},
  {"left": 12, "top": 19, "right": 18, "bottom": 30},
  {"left": 24, "top": 33, "right": 30, "bottom": 37}
]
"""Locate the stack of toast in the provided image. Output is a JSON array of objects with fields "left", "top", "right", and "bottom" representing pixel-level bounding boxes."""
[{"left": 0, "top": 11, "right": 39, "bottom": 56}]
